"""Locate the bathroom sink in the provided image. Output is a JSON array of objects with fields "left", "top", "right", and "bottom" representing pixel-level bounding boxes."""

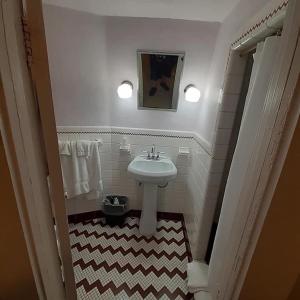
[
  {"left": 128, "top": 155, "right": 177, "bottom": 185},
  {"left": 128, "top": 154, "right": 177, "bottom": 235}
]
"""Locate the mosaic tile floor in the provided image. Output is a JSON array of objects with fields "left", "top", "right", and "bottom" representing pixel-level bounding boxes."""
[{"left": 69, "top": 216, "right": 193, "bottom": 299}]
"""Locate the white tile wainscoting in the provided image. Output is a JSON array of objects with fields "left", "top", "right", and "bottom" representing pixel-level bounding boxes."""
[{"left": 57, "top": 126, "right": 227, "bottom": 259}]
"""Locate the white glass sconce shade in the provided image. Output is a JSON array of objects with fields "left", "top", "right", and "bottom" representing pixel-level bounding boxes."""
[
  {"left": 184, "top": 84, "right": 201, "bottom": 102},
  {"left": 117, "top": 81, "right": 133, "bottom": 99}
]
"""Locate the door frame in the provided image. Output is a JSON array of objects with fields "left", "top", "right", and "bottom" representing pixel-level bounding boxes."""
[
  {"left": 232, "top": 39, "right": 300, "bottom": 300},
  {"left": 25, "top": 0, "right": 77, "bottom": 298},
  {"left": 1, "top": 0, "right": 299, "bottom": 300},
  {"left": 210, "top": 0, "right": 300, "bottom": 299},
  {"left": 0, "top": 0, "right": 76, "bottom": 299}
]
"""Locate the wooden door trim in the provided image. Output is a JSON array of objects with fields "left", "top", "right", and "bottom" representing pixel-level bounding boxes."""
[
  {"left": 0, "top": 0, "right": 75, "bottom": 299},
  {"left": 0, "top": 72, "right": 45, "bottom": 299},
  {"left": 25, "top": 1, "right": 77, "bottom": 298}
]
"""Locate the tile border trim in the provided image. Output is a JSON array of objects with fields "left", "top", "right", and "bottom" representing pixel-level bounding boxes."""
[
  {"left": 57, "top": 125, "right": 213, "bottom": 155},
  {"left": 231, "top": 0, "right": 288, "bottom": 48}
]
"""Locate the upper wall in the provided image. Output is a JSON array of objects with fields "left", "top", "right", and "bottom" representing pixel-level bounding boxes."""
[
  {"left": 44, "top": 0, "right": 278, "bottom": 144},
  {"left": 106, "top": 17, "right": 219, "bottom": 131},
  {"left": 43, "top": 6, "right": 110, "bottom": 126},
  {"left": 196, "top": 0, "right": 272, "bottom": 145},
  {"left": 43, "top": 5, "right": 220, "bottom": 131}
]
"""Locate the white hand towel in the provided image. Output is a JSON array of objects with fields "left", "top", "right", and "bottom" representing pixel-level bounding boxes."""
[
  {"left": 60, "top": 141, "right": 89, "bottom": 198},
  {"left": 59, "top": 140, "right": 103, "bottom": 199},
  {"left": 85, "top": 141, "right": 103, "bottom": 195},
  {"left": 76, "top": 140, "right": 91, "bottom": 157},
  {"left": 58, "top": 140, "right": 71, "bottom": 155},
  {"left": 187, "top": 261, "right": 209, "bottom": 293}
]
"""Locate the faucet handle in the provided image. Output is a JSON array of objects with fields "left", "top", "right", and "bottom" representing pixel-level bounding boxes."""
[
  {"left": 155, "top": 151, "right": 165, "bottom": 159},
  {"left": 142, "top": 150, "right": 151, "bottom": 159}
]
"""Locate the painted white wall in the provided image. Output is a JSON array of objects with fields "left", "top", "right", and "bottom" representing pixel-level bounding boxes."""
[
  {"left": 43, "top": 4, "right": 220, "bottom": 132},
  {"left": 196, "top": 0, "right": 272, "bottom": 145},
  {"left": 43, "top": 0, "right": 280, "bottom": 144},
  {"left": 106, "top": 17, "right": 220, "bottom": 131},
  {"left": 43, "top": 6, "right": 111, "bottom": 126}
]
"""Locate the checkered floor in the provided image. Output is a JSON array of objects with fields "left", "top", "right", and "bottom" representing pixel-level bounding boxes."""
[{"left": 69, "top": 216, "right": 193, "bottom": 299}]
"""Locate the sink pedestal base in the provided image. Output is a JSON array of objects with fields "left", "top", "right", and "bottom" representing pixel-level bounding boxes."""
[{"left": 139, "top": 183, "right": 158, "bottom": 236}]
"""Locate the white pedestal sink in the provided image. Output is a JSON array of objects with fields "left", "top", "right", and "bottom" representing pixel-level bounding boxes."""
[{"left": 128, "top": 155, "right": 177, "bottom": 235}]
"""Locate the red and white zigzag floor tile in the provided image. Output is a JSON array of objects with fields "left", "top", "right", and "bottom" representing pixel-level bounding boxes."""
[{"left": 69, "top": 216, "right": 193, "bottom": 299}]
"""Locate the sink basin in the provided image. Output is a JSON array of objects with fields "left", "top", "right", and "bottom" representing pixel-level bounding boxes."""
[{"left": 128, "top": 155, "right": 177, "bottom": 185}]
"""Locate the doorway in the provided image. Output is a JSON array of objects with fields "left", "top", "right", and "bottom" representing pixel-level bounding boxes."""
[
  {"left": 205, "top": 51, "right": 254, "bottom": 263},
  {"left": 1, "top": 1, "right": 300, "bottom": 300}
]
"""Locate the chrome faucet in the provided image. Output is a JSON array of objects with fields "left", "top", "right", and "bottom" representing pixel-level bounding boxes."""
[
  {"left": 143, "top": 145, "right": 165, "bottom": 160},
  {"left": 151, "top": 144, "right": 156, "bottom": 159}
]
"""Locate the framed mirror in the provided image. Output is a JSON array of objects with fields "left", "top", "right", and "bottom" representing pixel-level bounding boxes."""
[{"left": 137, "top": 51, "right": 185, "bottom": 111}]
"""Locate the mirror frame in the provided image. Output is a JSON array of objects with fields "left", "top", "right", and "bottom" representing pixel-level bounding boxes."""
[{"left": 137, "top": 50, "right": 185, "bottom": 111}]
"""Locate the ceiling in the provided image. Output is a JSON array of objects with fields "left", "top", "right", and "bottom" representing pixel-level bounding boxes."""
[{"left": 43, "top": 0, "right": 241, "bottom": 22}]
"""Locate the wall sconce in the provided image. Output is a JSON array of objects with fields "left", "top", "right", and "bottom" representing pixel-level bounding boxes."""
[
  {"left": 117, "top": 81, "right": 133, "bottom": 99},
  {"left": 184, "top": 84, "right": 201, "bottom": 102}
]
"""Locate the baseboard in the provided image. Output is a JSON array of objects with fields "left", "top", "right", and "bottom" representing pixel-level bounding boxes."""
[
  {"left": 68, "top": 209, "right": 184, "bottom": 224},
  {"left": 68, "top": 210, "right": 104, "bottom": 224}
]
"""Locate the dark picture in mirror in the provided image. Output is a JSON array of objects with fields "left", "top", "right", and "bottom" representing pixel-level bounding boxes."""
[{"left": 137, "top": 51, "right": 184, "bottom": 110}]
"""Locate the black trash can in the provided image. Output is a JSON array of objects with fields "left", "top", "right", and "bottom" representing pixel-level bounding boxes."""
[{"left": 103, "top": 195, "right": 128, "bottom": 226}]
